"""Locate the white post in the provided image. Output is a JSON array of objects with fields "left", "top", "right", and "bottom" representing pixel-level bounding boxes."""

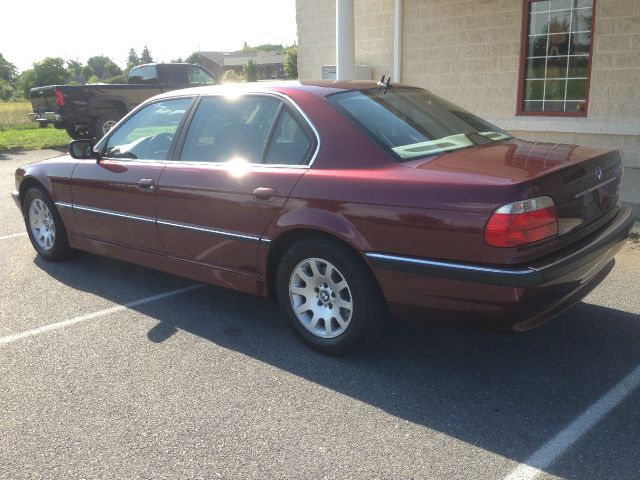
[
  {"left": 393, "top": 0, "right": 402, "bottom": 82},
  {"left": 336, "top": 0, "right": 355, "bottom": 80}
]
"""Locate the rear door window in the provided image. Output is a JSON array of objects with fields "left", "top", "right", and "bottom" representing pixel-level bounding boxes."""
[
  {"left": 179, "top": 95, "right": 281, "bottom": 163},
  {"left": 264, "top": 108, "right": 313, "bottom": 165}
]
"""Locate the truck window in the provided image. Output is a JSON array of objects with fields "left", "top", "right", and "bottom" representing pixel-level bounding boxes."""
[
  {"left": 129, "top": 65, "right": 157, "bottom": 84},
  {"left": 188, "top": 66, "right": 216, "bottom": 85},
  {"left": 158, "top": 65, "right": 189, "bottom": 85}
]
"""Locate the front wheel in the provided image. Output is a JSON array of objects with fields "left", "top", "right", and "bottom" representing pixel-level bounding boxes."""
[
  {"left": 22, "top": 187, "right": 74, "bottom": 261},
  {"left": 276, "top": 238, "right": 385, "bottom": 355}
]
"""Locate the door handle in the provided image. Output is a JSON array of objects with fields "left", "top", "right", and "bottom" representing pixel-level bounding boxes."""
[
  {"left": 252, "top": 187, "right": 277, "bottom": 201},
  {"left": 137, "top": 178, "right": 155, "bottom": 191}
]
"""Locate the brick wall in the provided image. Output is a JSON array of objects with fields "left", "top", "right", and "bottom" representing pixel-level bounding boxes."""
[{"left": 297, "top": 0, "right": 336, "bottom": 79}]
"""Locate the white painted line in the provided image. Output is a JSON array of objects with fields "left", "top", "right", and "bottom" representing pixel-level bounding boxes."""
[
  {"left": 0, "top": 284, "right": 203, "bottom": 346},
  {"left": 504, "top": 363, "right": 640, "bottom": 480},
  {"left": 0, "top": 232, "right": 27, "bottom": 240}
]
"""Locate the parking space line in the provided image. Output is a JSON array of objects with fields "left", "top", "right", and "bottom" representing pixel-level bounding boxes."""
[
  {"left": 503, "top": 363, "right": 640, "bottom": 480},
  {"left": 0, "top": 232, "right": 27, "bottom": 240},
  {"left": 0, "top": 284, "right": 204, "bottom": 346}
]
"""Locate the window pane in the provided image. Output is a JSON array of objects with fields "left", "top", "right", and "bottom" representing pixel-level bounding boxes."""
[
  {"left": 566, "top": 79, "right": 587, "bottom": 100},
  {"left": 528, "top": 36, "right": 549, "bottom": 57},
  {"left": 565, "top": 101, "right": 587, "bottom": 113},
  {"left": 525, "top": 80, "right": 545, "bottom": 100},
  {"left": 543, "top": 101, "right": 566, "bottom": 112},
  {"left": 571, "top": 8, "right": 592, "bottom": 32},
  {"left": 526, "top": 57, "right": 547, "bottom": 78},
  {"left": 104, "top": 98, "right": 192, "bottom": 160},
  {"left": 531, "top": 1, "right": 550, "bottom": 12},
  {"left": 529, "top": 13, "right": 549, "bottom": 36},
  {"left": 546, "top": 56, "right": 568, "bottom": 78},
  {"left": 544, "top": 79, "right": 566, "bottom": 100},
  {"left": 264, "top": 109, "right": 312, "bottom": 165},
  {"left": 549, "top": 10, "right": 571, "bottom": 33},
  {"left": 568, "top": 56, "right": 589, "bottom": 77},
  {"left": 570, "top": 32, "right": 591, "bottom": 54},
  {"left": 523, "top": 101, "right": 544, "bottom": 112},
  {"left": 180, "top": 95, "right": 281, "bottom": 163},
  {"left": 550, "top": 0, "right": 572, "bottom": 10}
]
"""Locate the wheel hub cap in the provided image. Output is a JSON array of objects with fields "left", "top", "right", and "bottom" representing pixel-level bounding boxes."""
[
  {"left": 289, "top": 257, "right": 353, "bottom": 339},
  {"left": 28, "top": 198, "right": 56, "bottom": 251}
]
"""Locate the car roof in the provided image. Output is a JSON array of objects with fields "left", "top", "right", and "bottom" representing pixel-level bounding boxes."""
[{"left": 153, "top": 80, "right": 411, "bottom": 101}]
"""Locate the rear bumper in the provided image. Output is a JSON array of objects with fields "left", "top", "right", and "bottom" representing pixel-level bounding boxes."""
[
  {"left": 28, "top": 112, "right": 61, "bottom": 123},
  {"left": 366, "top": 207, "right": 633, "bottom": 288},
  {"left": 367, "top": 207, "right": 634, "bottom": 330}
]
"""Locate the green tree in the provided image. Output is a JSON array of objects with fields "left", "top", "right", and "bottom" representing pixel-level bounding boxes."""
[
  {"left": 85, "top": 56, "right": 122, "bottom": 81},
  {"left": 284, "top": 45, "right": 298, "bottom": 79},
  {"left": 140, "top": 46, "right": 153, "bottom": 64},
  {"left": 0, "top": 53, "right": 17, "bottom": 84},
  {"left": 244, "top": 59, "right": 258, "bottom": 82},
  {"left": 127, "top": 48, "right": 139, "bottom": 68},
  {"left": 0, "top": 79, "right": 14, "bottom": 101},
  {"left": 15, "top": 58, "right": 69, "bottom": 97},
  {"left": 185, "top": 52, "right": 200, "bottom": 64},
  {"left": 222, "top": 69, "right": 246, "bottom": 84},
  {"left": 66, "top": 59, "right": 83, "bottom": 82},
  {"left": 17, "top": 69, "right": 36, "bottom": 97}
]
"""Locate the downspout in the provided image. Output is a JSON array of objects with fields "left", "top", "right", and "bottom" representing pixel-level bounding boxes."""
[{"left": 393, "top": 0, "right": 402, "bottom": 82}]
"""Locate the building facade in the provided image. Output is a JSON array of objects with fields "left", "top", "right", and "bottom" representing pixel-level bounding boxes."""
[
  {"left": 297, "top": 0, "right": 640, "bottom": 168},
  {"left": 196, "top": 51, "right": 285, "bottom": 81}
]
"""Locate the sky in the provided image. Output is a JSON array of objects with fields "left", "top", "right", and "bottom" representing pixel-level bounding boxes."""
[{"left": 0, "top": 0, "right": 297, "bottom": 72}]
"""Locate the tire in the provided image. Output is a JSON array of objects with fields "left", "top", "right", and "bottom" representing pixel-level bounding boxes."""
[
  {"left": 276, "top": 238, "right": 385, "bottom": 355},
  {"left": 65, "top": 126, "right": 92, "bottom": 140},
  {"left": 93, "top": 112, "right": 121, "bottom": 139},
  {"left": 22, "top": 187, "right": 74, "bottom": 261}
]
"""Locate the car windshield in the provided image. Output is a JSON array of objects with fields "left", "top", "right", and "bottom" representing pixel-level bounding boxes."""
[{"left": 327, "top": 87, "right": 511, "bottom": 162}]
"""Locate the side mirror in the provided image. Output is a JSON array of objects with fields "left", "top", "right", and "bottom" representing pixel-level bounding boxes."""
[{"left": 68, "top": 140, "right": 99, "bottom": 160}]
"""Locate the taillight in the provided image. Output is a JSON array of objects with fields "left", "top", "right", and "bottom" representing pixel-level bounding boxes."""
[
  {"left": 55, "top": 88, "right": 65, "bottom": 106},
  {"left": 484, "top": 196, "right": 558, "bottom": 247}
]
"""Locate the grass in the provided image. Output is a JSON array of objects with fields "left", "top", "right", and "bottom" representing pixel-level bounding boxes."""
[
  {"left": 0, "top": 101, "right": 70, "bottom": 151},
  {"left": 0, "top": 101, "right": 34, "bottom": 130}
]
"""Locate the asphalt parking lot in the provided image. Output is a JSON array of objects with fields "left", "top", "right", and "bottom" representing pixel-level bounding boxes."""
[{"left": 1, "top": 149, "right": 639, "bottom": 480}]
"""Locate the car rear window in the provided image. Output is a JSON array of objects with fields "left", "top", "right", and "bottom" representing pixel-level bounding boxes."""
[{"left": 327, "top": 87, "right": 511, "bottom": 162}]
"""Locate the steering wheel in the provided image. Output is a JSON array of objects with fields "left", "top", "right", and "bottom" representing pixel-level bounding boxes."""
[{"left": 145, "top": 132, "right": 174, "bottom": 159}]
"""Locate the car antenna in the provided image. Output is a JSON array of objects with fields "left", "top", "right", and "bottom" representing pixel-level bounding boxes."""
[{"left": 377, "top": 75, "right": 392, "bottom": 94}]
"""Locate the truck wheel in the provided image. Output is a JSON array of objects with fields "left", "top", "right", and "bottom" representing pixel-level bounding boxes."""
[
  {"left": 65, "top": 126, "right": 92, "bottom": 140},
  {"left": 93, "top": 113, "right": 121, "bottom": 139}
]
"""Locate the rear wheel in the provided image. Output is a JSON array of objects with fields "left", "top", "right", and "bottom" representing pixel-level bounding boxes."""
[
  {"left": 22, "top": 187, "right": 74, "bottom": 261},
  {"left": 276, "top": 238, "right": 385, "bottom": 355},
  {"left": 93, "top": 112, "right": 121, "bottom": 139},
  {"left": 65, "top": 126, "right": 92, "bottom": 140}
]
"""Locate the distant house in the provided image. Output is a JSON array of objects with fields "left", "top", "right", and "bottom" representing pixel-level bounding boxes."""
[{"left": 196, "top": 51, "right": 285, "bottom": 81}]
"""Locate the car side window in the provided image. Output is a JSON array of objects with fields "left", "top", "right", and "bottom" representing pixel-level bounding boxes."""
[
  {"left": 264, "top": 108, "right": 312, "bottom": 165},
  {"left": 103, "top": 98, "right": 192, "bottom": 160},
  {"left": 179, "top": 95, "right": 281, "bottom": 164}
]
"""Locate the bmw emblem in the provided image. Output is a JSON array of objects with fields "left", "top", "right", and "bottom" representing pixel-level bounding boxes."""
[{"left": 595, "top": 167, "right": 603, "bottom": 182}]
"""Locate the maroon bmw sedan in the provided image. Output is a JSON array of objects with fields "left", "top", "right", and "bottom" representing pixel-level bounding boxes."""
[{"left": 12, "top": 81, "right": 634, "bottom": 354}]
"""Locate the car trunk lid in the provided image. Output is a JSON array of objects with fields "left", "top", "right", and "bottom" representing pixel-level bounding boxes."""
[
  {"left": 404, "top": 138, "right": 624, "bottom": 261},
  {"left": 30, "top": 86, "right": 58, "bottom": 113}
]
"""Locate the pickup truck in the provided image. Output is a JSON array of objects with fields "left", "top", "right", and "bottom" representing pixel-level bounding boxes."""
[{"left": 28, "top": 63, "right": 217, "bottom": 139}]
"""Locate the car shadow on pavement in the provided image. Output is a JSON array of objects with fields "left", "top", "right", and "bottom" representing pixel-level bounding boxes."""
[{"left": 35, "top": 251, "right": 640, "bottom": 480}]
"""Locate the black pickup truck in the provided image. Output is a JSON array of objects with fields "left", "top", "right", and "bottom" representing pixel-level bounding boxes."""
[{"left": 28, "top": 63, "right": 216, "bottom": 139}]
